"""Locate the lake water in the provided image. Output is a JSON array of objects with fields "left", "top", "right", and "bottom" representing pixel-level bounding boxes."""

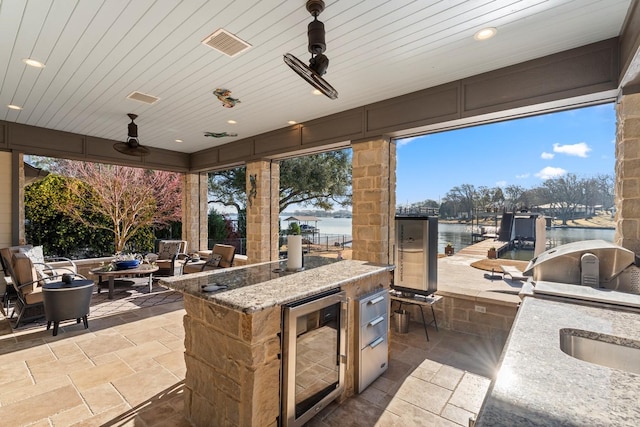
[
  {"left": 280, "top": 216, "right": 353, "bottom": 235},
  {"left": 282, "top": 217, "right": 615, "bottom": 260},
  {"left": 439, "top": 223, "right": 615, "bottom": 261}
]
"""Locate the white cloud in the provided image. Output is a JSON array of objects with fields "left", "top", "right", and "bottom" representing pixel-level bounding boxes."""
[
  {"left": 516, "top": 173, "right": 530, "bottom": 179},
  {"left": 553, "top": 142, "right": 591, "bottom": 158},
  {"left": 396, "top": 136, "right": 418, "bottom": 147},
  {"left": 535, "top": 166, "right": 566, "bottom": 179},
  {"left": 495, "top": 180, "right": 507, "bottom": 187},
  {"left": 541, "top": 152, "right": 554, "bottom": 159}
]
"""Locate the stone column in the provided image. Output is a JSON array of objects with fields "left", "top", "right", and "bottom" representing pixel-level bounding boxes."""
[
  {"left": 182, "top": 172, "right": 208, "bottom": 253},
  {"left": 615, "top": 92, "right": 640, "bottom": 253},
  {"left": 12, "top": 151, "right": 26, "bottom": 245},
  {"left": 351, "top": 137, "right": 396, "bottom": 264},
  {"left": 246, "top": 160, "right": 280, "bottom": 263}
]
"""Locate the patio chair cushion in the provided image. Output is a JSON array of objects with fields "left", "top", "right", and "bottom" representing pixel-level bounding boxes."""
[
  {"left": 12, "top": 252, "right": 39, "bottom": 295},
  {"left": 212, "top": 244, "right": 235, "bottom": 269},
  {"left": 0, "top": 245, "right": 33, "bottom": 277},
  {"left": 24, "top": 286, "right": 43, "bottom": 305}
]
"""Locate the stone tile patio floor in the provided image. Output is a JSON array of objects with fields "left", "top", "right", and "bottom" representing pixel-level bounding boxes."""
[{"left": 0, "top": 281, "right": 505, "bottom": 427}]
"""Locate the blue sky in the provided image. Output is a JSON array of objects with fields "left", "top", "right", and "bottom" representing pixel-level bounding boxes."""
[{"left": 396, "top": 103, "right": 616, "bottom": 205}]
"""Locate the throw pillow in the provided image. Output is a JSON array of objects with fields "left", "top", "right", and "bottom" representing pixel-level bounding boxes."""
[
  {"left": 20, "top": 246, "right": 49, "bottom": 279},
  {"left": 158, "top": 241, "right": 182, "bottom": 260},
  {"left": 205, "top": 254, "right": 223, "bottom": 268}
]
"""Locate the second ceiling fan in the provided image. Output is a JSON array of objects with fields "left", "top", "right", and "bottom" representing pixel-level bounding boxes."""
[{"left": 113, "top": 113, "right": 150, "bottom": 156}]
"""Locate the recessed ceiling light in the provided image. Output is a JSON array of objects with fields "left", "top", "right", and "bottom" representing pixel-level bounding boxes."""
[
  {"left": 175, "top": 139, "right": 183, "bottom": 143},
  {"left": 227, "top": 120, "right": 237, "bottom": 124},
  {"left": 7, "top": 104, "right": 22, "bottom": 110},
  {"left": 312, "top": 89, "right": 322, "bottom": 96},
  {"left": 23, "top": 58, "right": 45, "bottom": 68},
  {"left": 474, "top": 27, "right": 497, "bottom": 41},
  {"left": 288, "top": 120, "right": 297, "bottom": 125}
]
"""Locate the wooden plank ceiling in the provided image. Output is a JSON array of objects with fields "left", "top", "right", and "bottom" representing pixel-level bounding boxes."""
[{"left": 0, "top": 0, "right": 633, "bottom": 154}]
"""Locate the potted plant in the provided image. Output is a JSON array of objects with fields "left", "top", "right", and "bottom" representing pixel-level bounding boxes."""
[
  {"left": 444, "top": 242, "right": 454, "bottom": 256},
  {"left": 487, "top": 246, "right": 497, "bottom": 259}
]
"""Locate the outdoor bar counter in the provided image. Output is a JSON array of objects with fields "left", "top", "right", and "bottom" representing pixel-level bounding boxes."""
[
  {"left": 475, "top": 296, "right": 640, "bottom": 426},
  {"left": 160, "top": 256, "right": 394, "bottom": 426}
]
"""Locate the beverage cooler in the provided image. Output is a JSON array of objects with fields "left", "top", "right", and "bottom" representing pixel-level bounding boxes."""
[
  {"left": 393, "top": 216, "right": 438, "bottom": 296},
  {"left": 281, "top": 290, "right": 347, "bottom": 427}
]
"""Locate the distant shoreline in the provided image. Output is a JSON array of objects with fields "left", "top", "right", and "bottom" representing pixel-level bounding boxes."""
[
  {"left": 439, "top": 213, "right": 615, "bottom": 230},
  {"left": 549, "top": 225, "right": 614, "bottom": 230}
]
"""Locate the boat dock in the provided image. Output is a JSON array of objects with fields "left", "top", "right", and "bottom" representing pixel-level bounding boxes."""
[{"left": 456, "top": 238, "right": 509, "bottom": 257}]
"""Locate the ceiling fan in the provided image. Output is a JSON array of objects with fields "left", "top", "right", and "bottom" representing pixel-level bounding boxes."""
[
  {"left": 284, "top": 0, "right": 338, "bottom": 99},
  {"left": 113, "top": 113, "right": 150, "bottom": 156}
]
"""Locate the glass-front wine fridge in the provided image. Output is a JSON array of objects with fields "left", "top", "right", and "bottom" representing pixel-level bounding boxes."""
[{"left": 281, "top": 289, "right": 348, "bottom": 427}]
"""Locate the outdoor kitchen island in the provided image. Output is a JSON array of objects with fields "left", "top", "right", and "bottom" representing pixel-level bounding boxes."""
[{"left": 160, "top": 256, "right": 394, "bottom": 427}]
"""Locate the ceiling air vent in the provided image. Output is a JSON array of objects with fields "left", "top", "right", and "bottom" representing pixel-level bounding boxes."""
[
  {"left": 127, "top": 91, "right": 160, "bottom": 104},
  {"left": 202, "top": 29, "right": 252, "bottom": 57}
]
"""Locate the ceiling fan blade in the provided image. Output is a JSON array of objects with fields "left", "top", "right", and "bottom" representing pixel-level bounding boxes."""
[
  {"left": 284, "top": 53, "right": 338, "bottom": 99},
  {"left": 113, "top": 142, "right": 150, "bottom": 156}
]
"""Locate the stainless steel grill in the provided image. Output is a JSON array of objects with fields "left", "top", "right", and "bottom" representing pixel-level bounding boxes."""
[{"left": 524, "top": 239, "right": 640, "bottom": 293}]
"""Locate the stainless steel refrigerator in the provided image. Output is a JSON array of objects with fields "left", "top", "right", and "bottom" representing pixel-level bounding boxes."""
[{"left": 393, "top": 216, "right": 438, "bottom": 296}]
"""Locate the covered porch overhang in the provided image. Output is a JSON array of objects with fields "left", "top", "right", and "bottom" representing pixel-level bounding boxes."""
[{"left": 1, "top": 5, "right": 640, "bottom": 264}]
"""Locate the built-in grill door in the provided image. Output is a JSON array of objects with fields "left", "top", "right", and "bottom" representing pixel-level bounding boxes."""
[{"left": 281, "top": 290, "right": 347, "bottom": 427}]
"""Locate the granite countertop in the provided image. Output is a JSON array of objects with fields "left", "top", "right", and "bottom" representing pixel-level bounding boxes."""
[
  {"left": 160, "top": 256, "right": 394, "bottom": 313},
  {"left": 476, "top": 296, "right": 640, "bottom": 426}
]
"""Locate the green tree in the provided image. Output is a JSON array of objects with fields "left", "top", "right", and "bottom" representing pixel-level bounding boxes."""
[
  {"left": 208, "top": 149, "right": 352, "bottom": 217},
  {"left": 279, "top": 150, "right": 351, "bottom": 211},
  {"left": 25, "top": 174, "right": 113, "bottom": 257},
  {"left": 208, "top": 208, "right": 234, "bottom": 242}
]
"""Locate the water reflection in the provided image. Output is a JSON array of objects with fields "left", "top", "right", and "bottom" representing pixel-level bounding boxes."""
[{"left": 438, "top": 223, "right": 615, "bottom": 261}]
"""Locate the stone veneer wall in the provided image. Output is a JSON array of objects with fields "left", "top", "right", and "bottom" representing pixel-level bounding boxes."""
[
  {"left": 15, "top": 152, "right": 25, "bottom": 245},
  {"left": 246, "top": 160, "right": 279, "bottom": 264},
  {"left": 396, "top": 293, "right": 518, "bottom": 343},
  {"left": 181, "top": 270, "right": 392, "bottom": 426},
  {"left": 615, "top": 92, "right": 640, "bottom": 253},
  {"left": 182, "top": 172, "right": 208, "bottom": 253},
  {"left": 351, "top": 138, "right": 396, "bottom": 264},
  {"left": 0, "top": 151, "right": 12, "bottom": 248},
  {"left": 436, "top": 294, "right": 517, "bottom": 342}
]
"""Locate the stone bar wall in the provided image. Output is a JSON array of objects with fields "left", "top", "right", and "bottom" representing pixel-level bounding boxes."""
[
  {"left": 182, "top": 172, "right": 208, "bottom": 253},
  {"left": 615, "top": 92, "right": 640, "bottom": 253},
  {"left": 181, "top": 270, "right": 392, "bottom": 426},
  {"left": 351, "top": 138, "right": 396, "bottom": 264},
  {"left": 182, "top": 293, "right": 282, "bottom": 426},
  {"left": 246, "top": 160, "right": 279, "bottom": 264}
]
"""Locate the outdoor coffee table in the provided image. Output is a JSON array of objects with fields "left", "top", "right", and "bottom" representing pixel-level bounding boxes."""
[{"left": 90, "top": 265, "right": 159, "bottom": 299}]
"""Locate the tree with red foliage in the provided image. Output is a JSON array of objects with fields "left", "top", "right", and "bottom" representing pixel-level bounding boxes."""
[{"left": 53, "top": 161, "right": 182, "bottom": 252}]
